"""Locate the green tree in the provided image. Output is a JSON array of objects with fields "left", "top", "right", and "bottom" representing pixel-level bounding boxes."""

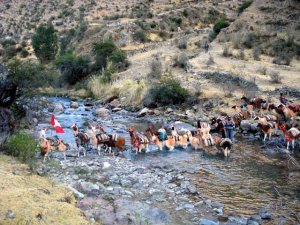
[{"left": 32, "top": 24, "right": 58, "bottom": 63}]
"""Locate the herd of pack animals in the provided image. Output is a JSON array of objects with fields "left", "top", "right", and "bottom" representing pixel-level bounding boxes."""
[{"left": 38, "top": 96, "right": 300, "bottom": 162}]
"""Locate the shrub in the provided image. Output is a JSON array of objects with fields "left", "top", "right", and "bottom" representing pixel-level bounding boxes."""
[
  {"left": 269, "top": 70, "right": 282, "bottom": 83},
  {"left": 20, "top": 49, "right": 29, "bottom": 58},
  {"left": 175, "top": 52, "right": 189, "bottom": 69},
  {"left": 252, "top": 46, "right": 261, "bottom": 60},
  {"left": 242, "top": 32, "right": 256, "bottom": 48},
  {"left": 239, "top": 49, "right": 245, "bottom": 60},
  {"left": 3, "top": 133, "right": 37, "bottom": 166},
  {"left": 257, "top": 66, "right": 267, "bottom": 75},
  {"left": 177, "top": 37, "right": 187, "bottom": 49},
  {"left": 149, "top": 73, "right": 189, "bottom": 105},
  {"left": 208, "top": 31, "right": 217, "bottom": 42},
  {"left": 148, "top": 57, "right": 163, "bottom": 80},
  {"left": 271, "top": 37, "right": 297, "bottom": 65},
  {"left": 133, "top": 29, "right": 148, "bottom": 42},
  {"left": 222, "top": 46, "right": 231, "bottom": 57},
  {"left": 55, "top": 53, "right": 90, "bottom": 85},
  {"left": 238, "top": 0, "right": 253, "bottom": 15},
  {"left": 213, "top": 19, "right": 229, "bottom": 34},
  {"left": 171, "top": 17, "right": 182, "bottom": 26},
  {"left": 32, "top": 24, "right": 58, "bottom": 63},
  {"left": 7, "top": 59, "right": 45, "bottom": 90}
]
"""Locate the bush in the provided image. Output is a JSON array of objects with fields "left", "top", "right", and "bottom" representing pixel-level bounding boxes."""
[
  {"left": 257, "top": 66, "right": 267, "bottom": 75},
  {"left": 32, "top": 24, "right": 58, "bottom": 63},
  {"left": 222, "top": 46, "right": 231, "bottom": 57},
  {"left": 175, "top": 52, "right": 189, "bottom": 69},
  {"left": 3, "top": 133, "right": 37, "bottom": 165},
  {"left": 269, "top": 70, "right": 282, "bottom": 83},
  {"left": 171, "top": 17, "right": 182, "bottom": 26},
  {"left": 110, "top": 50, "right": 126, "bottom": 64},
  {"left": 238, "top": 0, "right": 253, "bottom": 15},
  {"left": 239, "top": 49, "right": 245, "bottom": 60},
  {"left": 7, "top": 59, "right": 45, "bottom": 90},
  {"left": 252, "top": 46, "right": 261, "bottom": 60},
  {"left": 149, "top": 73, "right": 189, "bottom": 105},
  {"left": 55, "top": 53, "right": 90, "bottom": 85},
  {"left": 148, "top": 57, "right": 163, "bottom": 80},
  {"left": 208, "top": 31, "right": 217, "bottom": 42},
  {"left": 213, "top": 19, "right": 229, "bottom": 34},
  {"left": 177, "top": 38, "right": 187, "bottom": 49},
  {"left": 133, "top": 29, "right": 148, "bottom": 42},
  {"left": 20, "top": 49, "right": 29, "bottom": 58},
  {"left": 242, "top": 32, "right": 256, "bottom": 48}
]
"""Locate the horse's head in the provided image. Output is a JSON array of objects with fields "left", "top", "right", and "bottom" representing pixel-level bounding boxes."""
[
  {"left": 39, "top": 128, "right": 47, "bottom": 139},
  {"left": 267, "top": 103, "right": 275, "bottom": 110},
  {"left": 279, "top": 123, "right": 286, "bottom": 131},
  {"left": 210, "top": 117, "right": 217, "bottom": 126},
  {"left": 71, "top": 123, "right": 77, "bottom": 130},
  {"left": 253, "top": 116, "right": 260, "bottom": 121},
  {"left": 128, "top": 128, "right": 136, "bottom": 137}
]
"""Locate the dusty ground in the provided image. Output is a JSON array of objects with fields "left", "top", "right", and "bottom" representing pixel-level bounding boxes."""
[{"left": 0, "top": 155, "right": 89, "bottom": 225}]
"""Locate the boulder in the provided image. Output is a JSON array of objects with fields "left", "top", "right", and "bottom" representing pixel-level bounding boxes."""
[
  {"left": 250, "top": 122, "right": 260, "bottom": 132},
  {"left": 166, "top": 108, "right": 174, "bottom": 114},
  {"left": 112, "top": 107, "right": 122, "bottom": 112},
  {"left": 153, "top": 109, "right": 161, "bottom": 116},
  {"left": 49, "top": 102, "right": 64, "bottom": 114},
  {"left": 68, "top": 185, "right": 85, "bottom": 199},
  {"left": 94, "top": 107, "right": 110, "bottom": 118},
  {"left": 76, "top": 182, "right": 100, "bottom": 193},
  {"left": 70, "top": 101, "right": 78, "bottom": 109},
  {"left": 108, "top": 99, "right": 120, "bottom": 109},
  {"left": 138, "top": 107, "right": 149, "bottom": 117},
  {"left": 240, "top": 120, "right": 252, "bottom": 132}
]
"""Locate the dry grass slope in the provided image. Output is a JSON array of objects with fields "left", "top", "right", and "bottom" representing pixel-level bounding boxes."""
[{"left": 0, "top": 155, "right": 90, "bottom": 225}]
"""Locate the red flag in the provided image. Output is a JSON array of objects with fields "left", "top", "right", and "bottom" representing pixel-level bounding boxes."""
[{"left": 50, "top": 114, "right": 64, "bottom": 133}]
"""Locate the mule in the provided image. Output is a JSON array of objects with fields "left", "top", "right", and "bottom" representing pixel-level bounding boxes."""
[
  {"left": 171, "top": 125, "right": 188, "bottom": 149},
  {"left": 257, "top": 122, "right": 275, "bottom": 142},
  {"left": 241, "top": 96, "right": 267, "bottom": 114},
  {"left": 128, "top": 128, "right": 150, "bottom": 153},
  {"left": 71, "top": 123, "right": 90, "bottom": 149},
  {"left": 146, "top": 127, "right": 175, "bottom": 151}
]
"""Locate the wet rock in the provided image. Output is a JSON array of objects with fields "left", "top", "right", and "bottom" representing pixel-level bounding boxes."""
[
  {"left": 49, "top": 102, "right": 64, "bottom": 113},
  {"left": 199, "top": 218, "right": 218, "bottom": 225},
  {"left": 248, "top": 215, "right": 261, "bottom": 223},
  {"left": 211, "top": 202, "right": 224, "bottom": 209},
  {"left": 32, "top": 118, "right": 38, "bottom": 124},
  {"left": 166, "top": 108, "right": 173, "bottom": 114},
  {"left": 76, "top": 182, "right": 100, "bottom": 193},
  {"left": 94, "top": 107, "right": 110, "bottom": 118},
  {"left": 247, "top": 220, "right": 259, "bottom": 225},
  {"left": 138, "top": 107, "right": 149, "bottom": 117},
  {"left": 250, "top": 123, "right": 259, "bottom": 132},
  {"left": 108, "top": 99, "right": 120, "bottom": 108},
  {"left": 186, "top": 185, "right": 197, "bottom": 194},
  {"left": 6, "top": 210, "right": 16, "bottom": 219},
  {"left": 154, "top": 109, "right": 161, "bottom": 116},
  {"left": 103, "top": 162, "right": 111, "bottom": 169},
  {"left": 218, "top": 215, "right": 228, "bottom": 222},
  {"left": 67, "top": 186, "right": 84, "bottom": 199},
  {"left": 240, "top": 120, "right": 252, "bottom": 132},
  {"left": 112, "top": 107, "right": 122, "bottom": 112},
  {"left": 70, "top": 101, "right": 78, "bottom": 108},
  {"left": 83, "top": 99, "right": 94, "bottom": 107},
  {"left": 259, "top": 208, "right": 272, "bottom": 220}
]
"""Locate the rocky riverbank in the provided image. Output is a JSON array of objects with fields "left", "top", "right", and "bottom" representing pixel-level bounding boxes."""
[{"left": 12, "top": 96, "right": 300, "bottom": 224}]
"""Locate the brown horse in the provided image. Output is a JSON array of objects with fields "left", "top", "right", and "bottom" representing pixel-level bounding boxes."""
[
  {"left": 94, "top": 124, "right": 126, "bottom": 154},
  {"left": 39, "top": 137, "right": 68, "bottom": 162},
  {"left": 187, "top": 130, "right": 201, "bottom": 150},
  {"left": 128, "top": 128, "right": 150, "bottom": 153},
  {"left": 241, "top": 96, "right": 266, "bottom": 113},
  {"left": 232, "top": 105, "right": 253, "bottom": 119},
  {"left": 90, "top": 124, "right": 110, "bottom": 155}
]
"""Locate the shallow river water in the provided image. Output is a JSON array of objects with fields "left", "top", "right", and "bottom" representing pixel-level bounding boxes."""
[{"left": 38, "top": 97, "right": 300, "bottom": 224}]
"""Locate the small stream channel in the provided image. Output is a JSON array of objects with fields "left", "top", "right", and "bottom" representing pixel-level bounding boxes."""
[{"left": 37, "top": 97, "right": 300, "bottom": 224}]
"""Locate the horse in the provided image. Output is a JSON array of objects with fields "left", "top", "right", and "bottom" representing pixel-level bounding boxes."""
[
  {"left": 71, "top": 123, "right": 90, "bottom": 149},
  {"left": 128, "top": 127, "right": 150, "bottom": 153},
  {"left": 257, "top": 122, "right": 275, "bottom": 142},
  {"left": 279, "top": 123, "right": 300, "bottom": 153},
  {"left": 170, "top": 125, "right": 188, "bottom": 149},
  {"left": 94, "top": 124, "right": 126, "bottom": 154},
  {"left": 268, "top": 103, "right": 286, "bottom": 121},
  {"left": 232, "top": 105, "right": 253, "bottom": 119},
  {"left": 241, "top": 96, "right": 267, "bottom": 113},
  {"left": 146, "top": 126, "right": 175, "bottom": 151},
  {"left": 90, "top": 124, "right": 111, "bottom": 155},
  {"left": 197, "top": 131, "right": 232, "bottom": 157},
  {"left": 39, "top": 137, "right": 69, "bottom": 162},
  {"left": 187, "top": 130, "right": 201, "bottom": 150},
  {"left": 254, "top": 115, "right": 279, "bottom": 134}
]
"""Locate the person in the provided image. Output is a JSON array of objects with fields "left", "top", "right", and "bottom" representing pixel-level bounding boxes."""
[
  {"left": 225, "top": 116, "right": 235, "bottom": 141},
  {"left": 279, "top": 93, "right": 288, "bottom": 105},
  {"left": 216, "top": 119, "right": 226, "bottom": 138},
  {"left": 157, "top": 126, "right": 167, "bottom": 142}
]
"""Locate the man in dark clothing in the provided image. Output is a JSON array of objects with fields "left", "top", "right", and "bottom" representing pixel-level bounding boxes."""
[
  {"left": 279, "top": 93, "right": 288, "bottom": 105},
  {"left": 225, "top": 116, "right": 235, "bottom": 141}
]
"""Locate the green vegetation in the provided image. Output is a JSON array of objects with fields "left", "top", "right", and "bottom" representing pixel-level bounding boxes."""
[
  {"left": 3, "top": 133, "right": 37, "bottom": 166},
  {"left": 238, "top": 0, "right": 253, "bottom": 15},
  {"left": 55, "top": 53, "right": 90, "bottom": 85},
  {"left": 272, "top": 37, "right": 298, "bottom": 65},
  {"left": 149, "top": 73, "right": 189, "bottom": 105},
  {"left": 213, "top": 19, "right": 230, "bottom": 34},
  {"left": 32, "top": 24, "right": 58, "bottom": 63}
]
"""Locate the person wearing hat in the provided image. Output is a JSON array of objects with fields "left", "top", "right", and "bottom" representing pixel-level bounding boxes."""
[{"left": 225, "top": 116, "right": 235, "bottom": 141}]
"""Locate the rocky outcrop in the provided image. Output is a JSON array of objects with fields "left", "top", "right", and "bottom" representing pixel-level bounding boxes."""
[{"left": 0, "top": 64, "right": 17, "bottom": 145}]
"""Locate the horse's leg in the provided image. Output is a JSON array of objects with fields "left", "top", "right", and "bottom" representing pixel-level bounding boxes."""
[
  {"left": 263, "top": 133, "right": 267, "bottom": 142},
  {"left": 63, "top": 152, "right": 66, "bottom": 161},
  {"left": 269, "top": 132, "right": 272, "bottom": 140},
  {"left": 146, "top": 144, "right": 150, "bottom": 153},
  {"left": 97, "top": 144, "right": 101, "bottom": 155},
  {"left": 287, "top": 141, "right": 289, "bottom": 150}
]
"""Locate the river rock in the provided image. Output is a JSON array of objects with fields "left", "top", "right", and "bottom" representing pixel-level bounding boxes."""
[
  {"left": 112, "top": 107, "right": 122, "bottom": 112},
  {"left": 138, "top": 107, "right": 149, "bottom": 117},
  {"left": 154, "top": 109, "right": 161, "bottom": 116},
  {"left": 94, "top": 107, "right": 110, "bottom": 118},
  {"left": 103, "top": 162, "right": 111, "bottom": 169},
  {"left": 199, "top": 219, "right": 218, "bottom": 225},
  {"left": 49, "top": 102, "right": 64, "bottom": 113},
  {"left": 108, "top": 99, "right": 120, "bottom": 108},
  {"left": 186, "top": 184, "right": 197, "bottom": 194},
  {"left": 68, "top": 186, "right": 84, "bottom": 199},
  {"left": 250, "top": 123, "right": 259, "bottom": 132},
  {"left": 70, "top": 101, "right": 79, "bottom": 108},
  {"left": 211, "top": 202, "right": 224, "bottom": 209},
  {"left": 166, "top": 108, "right": 173, "bottom": 114},
  {"left": 240, "top": 120, "right": 251, "bottom": 132},
  {"left": 259, "top": 208, "right": 272, "bottom": 220},
  {"left": 76, "top": 182, "right": 100, "bottom": 193}
]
